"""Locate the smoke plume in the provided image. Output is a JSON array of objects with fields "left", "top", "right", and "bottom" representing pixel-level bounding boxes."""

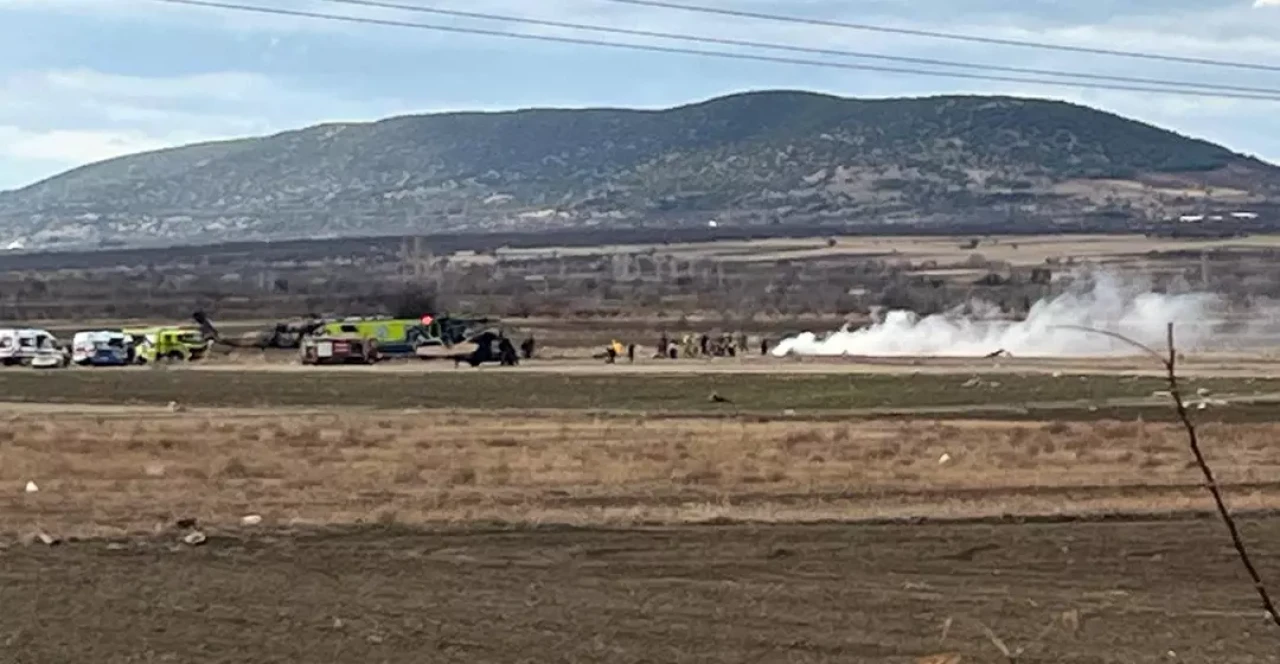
[{"left": 771, "top": 270, "right": 1249, "bottom": 358}]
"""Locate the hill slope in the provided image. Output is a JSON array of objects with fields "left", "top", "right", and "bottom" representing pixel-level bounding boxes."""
[{"left": 1, "top": 90, "right": 1276, "bottom": 246}]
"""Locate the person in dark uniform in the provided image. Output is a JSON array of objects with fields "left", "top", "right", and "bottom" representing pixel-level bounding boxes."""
[
  {"left": 760, "top": 338, "right": 770, "bottom": 356},
  {"left": 699, "top": 333, "right": 709, "bottom": 356},
  {"left": 498, "top": 336, "right": 518, "bottom": 366},
  {"left": 627, "top": 343, "right": 636, "bottom": 363},
  {"left": 520, "top": 336, "right": 536, "bottom": 360}
]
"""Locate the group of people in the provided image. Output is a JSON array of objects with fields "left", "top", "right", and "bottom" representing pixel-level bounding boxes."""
[{"left": 652, "top": 331, "right": 769, "bottom": 360}]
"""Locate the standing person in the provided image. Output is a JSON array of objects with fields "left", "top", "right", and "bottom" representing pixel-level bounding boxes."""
[
  {"left": 657, "top": 331, "right": 668, "bottom": 359},
  {"left": 760, "top": 337, "right": 770, "bottom": 356},
  {"left": 498, "top": 336, "right": 518, "bottom": 366},
  {"left": 627, "top": 343, "right": 636, "bottom": 364},
  {"left": 699, "top": 333, "right": 709, "bottom": 357}
]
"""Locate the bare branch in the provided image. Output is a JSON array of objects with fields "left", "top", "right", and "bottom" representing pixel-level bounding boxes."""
[
  {"left": 1061, "top": 322, "right": 1280, "bottom": 630},
  {"left": 1049, "top": 324, "right": 1167, "bottom": 367}
]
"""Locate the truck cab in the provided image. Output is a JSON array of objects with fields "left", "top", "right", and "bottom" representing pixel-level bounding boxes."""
[{"left": 125, "top": 326, "right": 209, "bottom": 364}]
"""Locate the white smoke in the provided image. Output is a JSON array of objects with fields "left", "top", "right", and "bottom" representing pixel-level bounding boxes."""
[{"left": 772, "top": 270, "right": 1239, "bottom": 358}]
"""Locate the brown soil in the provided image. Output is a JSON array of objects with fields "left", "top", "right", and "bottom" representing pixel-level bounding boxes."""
[{"left": 2, "top": 519, "right": 1278, "bottom": 663}]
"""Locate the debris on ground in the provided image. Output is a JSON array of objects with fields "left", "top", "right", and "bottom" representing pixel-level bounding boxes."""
[
  {"left": 240, "top": 514, "right": 263, "bottom": 526},
  {"left": 708, "top": 392, "right": 732, "bottom": 404},
  {"left": 24, "top": 480, "right": 38, "bottom": 493},
  {"left": 175, "top": 517, "right": 198, "bottom": 530},
  {"left": 22, "top": 531, "right": 61, "bottom": 547},
  {"left": 938, "top": 453, "right": 952, "bottom": 465},
  {"left": 182, "top": 531, "right": 208, "bottom": 546},
  {"left": 167, "top": 401, "right": 185, "bottom": 413}
]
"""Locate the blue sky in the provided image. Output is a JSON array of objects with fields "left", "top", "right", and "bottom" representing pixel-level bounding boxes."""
[{"left": 1, "top": 0, "right": 1279, "bottom": 191}]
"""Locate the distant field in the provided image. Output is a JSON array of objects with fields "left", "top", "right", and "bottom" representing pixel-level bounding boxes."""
[{"left": 499, "top": 232, "right": 1280, "bottom": 267}]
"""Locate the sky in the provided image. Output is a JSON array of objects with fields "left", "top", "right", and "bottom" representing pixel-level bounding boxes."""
[{"left": 1, "top": 0, "right": 1280, "bottom": 191}]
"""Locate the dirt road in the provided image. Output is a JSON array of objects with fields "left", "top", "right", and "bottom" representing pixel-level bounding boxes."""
[{"left": 3, "top": 519, "right": 1278, "bottom": 663}]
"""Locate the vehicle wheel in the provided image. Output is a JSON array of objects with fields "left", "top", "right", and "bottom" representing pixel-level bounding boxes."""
[{"left": 166, "top": 351, "right": 185, "bottom": 363}]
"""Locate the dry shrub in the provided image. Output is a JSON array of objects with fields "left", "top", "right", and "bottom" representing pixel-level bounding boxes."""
[
  {"left": 393, "top": 466, "right": 422, "bottom": 485},
  {"left": 674, "top": 460, "right": 722, "bottom": 485},
  {"left": 782, "top": 428, "right": 826, "bottom": 450},
  {"left": 1042, "top": 421, "right": 1072, "bottom": 436},
  {"left": 449, "top": 466, "right": 478, "bottom": 486},
  {"left": 487, "top": 463, "right": 513, "bottom": 486},
  {"left": 213, "top": 455, "right": 280, "bottom": 480},
  {"left": 372, "top": 506, "right": 400, "bottom": 525},
  {"left": 872, "top": 445, "right": 902, "bottom": 462},
  {"left": 1094, "top": 421, "right": 1140, "bottom": 441},
  {"left": 217, "top": 456, "right": 252, "bottom": 479}
]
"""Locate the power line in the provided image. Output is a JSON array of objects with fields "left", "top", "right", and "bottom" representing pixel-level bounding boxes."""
[
  {"left": 306, "top": 0, "right": 1280, "bottom": 97},
  {"left": 600, "top": 0, "right": 1280, "bottom": 74},
  {"left": 151, "top": 0, "right": 1280, "bottom": 101}
]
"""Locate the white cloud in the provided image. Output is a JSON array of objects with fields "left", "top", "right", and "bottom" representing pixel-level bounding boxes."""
[
  {"left": 38, "top": 68, "right": 275, "bottom": 103},
  {"left": 0, "top": 125, "right": 212, "bottom": 164},
  {"left": 0, "top": 67, "right": 413, "bottom": 190},
  {"left": 1256, "top": 0, "right": 1280, "bottom": 7}
]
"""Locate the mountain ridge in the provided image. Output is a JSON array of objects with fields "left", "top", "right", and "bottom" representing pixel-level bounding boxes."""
[{"left": 2, "top": 89, "right": 1276, "bottom": 247}]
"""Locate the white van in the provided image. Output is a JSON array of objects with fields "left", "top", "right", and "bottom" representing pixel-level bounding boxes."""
[
  {"left": 72, "top": 330, "right": 134, "bottom": 366},
  {"left": 0, "top": 328, "right": 68, "bottom": 367}
]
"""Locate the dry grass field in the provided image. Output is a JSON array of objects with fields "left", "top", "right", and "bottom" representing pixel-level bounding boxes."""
[
  {"left": 6, "top": 407, "right": 1280, "bottom": 537},
  {"left": 500, "top": 232, "right": 1280, "bottom": 267},
  {"left": 5, "top": 405, "right": 1280, "bottom": 662}
]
